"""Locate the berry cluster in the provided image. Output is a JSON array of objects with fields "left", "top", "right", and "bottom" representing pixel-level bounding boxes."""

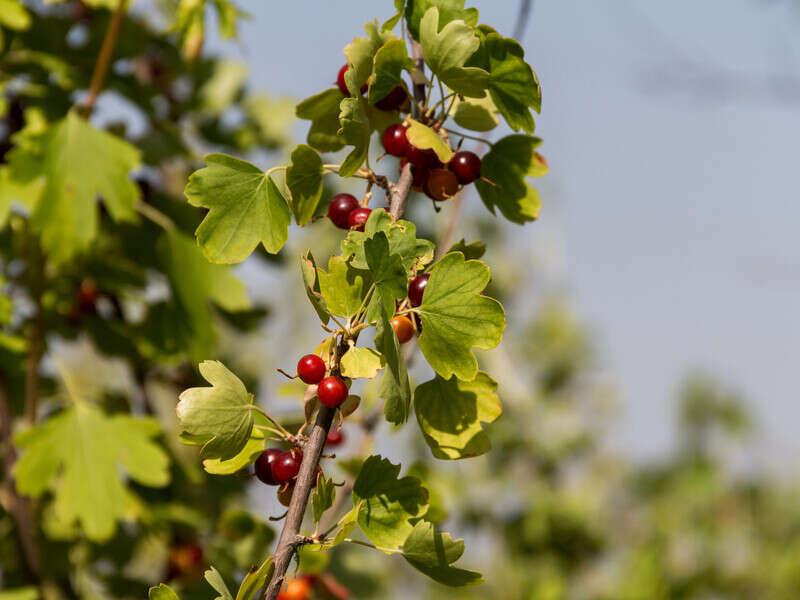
[
  {"left": 327, "top": 193, "right": 373, "bottom": 231},
  {"left": 382, "top": 124, "right": 482, "bottom": 202}
]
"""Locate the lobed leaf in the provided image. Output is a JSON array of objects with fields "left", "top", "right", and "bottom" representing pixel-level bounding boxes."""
[
  {"left": 405, "top": 119, "right": 453, "bottom": 163},
  {"left": 286, "top": 144, "right": 324, "bottom": 226},
  {"left": 340, "top": 347, "right": 385, "bottom": 379},
  {"left": 402, "top": 521, "right": 483, "bottom": 587},
  {"left": 317, "top": 255, "right": 369, "bottom": 318},
  {"left": 296, "top": 88, "right": 346, "bottom": 152},
  {"left": 368, "top": 39, "right": 414, "bottom": 105}
]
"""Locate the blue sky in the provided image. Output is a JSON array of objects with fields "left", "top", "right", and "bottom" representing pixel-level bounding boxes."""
[{"left": 204, "top": 0, "right": 800, "bottom": 462}]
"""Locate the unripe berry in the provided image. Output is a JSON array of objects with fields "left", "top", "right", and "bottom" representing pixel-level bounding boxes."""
[
  {"left": 424, "top": 168, "right": 459, "bottom": 201},
  {"left": 408, "top": 273, "right": 430, "bottom": 307},
  {"left": 271, "top": 449, "right": 303, "bottom": 483},
  {"left": 328, "top": 193, "right": 359, "bottom": 229},
  {"left": 318, "top": 376, "right": 348, "bottom": 407},
  {"left": 254, "top": 448, "right": 282, "bottom": 485},
  {"left": 381, "top": 124, "right": 408, "bottom": 157},
  {"left": 348, "top": 207, "right": 371, "bottom": 232},
  {"left": 297, "top": 354, "right": 325, "bottom": 384},
  {"left": 390, "top": 315, "right": 415, "bottom": 344},
  {"left": 448, "top": 150, "right": 481, "bottom": 184}
]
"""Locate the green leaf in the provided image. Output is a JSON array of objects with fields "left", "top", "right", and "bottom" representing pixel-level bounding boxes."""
[
  {"left": 375, "top": 305, "right": 411, "bottom": 425},
  {"left": 368, "top": 39, "right": 414, "bottom": 105},
  {"left": 200, "top": 60, "right": 248, "bottom": 115},
  {"left": 405, "top": 119, "right": 452, "bottom": 163},
  {"left": 205, "top": 566, "right": 234, "bottom": 600},
  {"left": 352, "top": 456, "right": 428, "bottom": 551},
  {"left": 364, "top": 232, "right": 407, "bottom": 321},
  {"left": 311, "top": 474, "right": 336, "bottom": 523},
  {"left": 296, "top": 88, "right": 346, "bottom": 153},
  {"left": 340, "top": 347, "right": 385, "bottom": 379},
  {"left": 343, "top": 22, "right": 395, "bottom": 93},
  {"left": 474, "top": 134, "right": 544, "bottom": 224},
  {"left": 446, "top": 238, "right": 486, "bottom": 260},
  {"left": 317, "top": 255, "right": 369, "bottom": 318},
  {"left": 416, "top": 252, "right": 505, "bottom": 381},
  {"left": 148, "top": 584, "right": 180, "bottom": 600},
  {"left": 337, "top": 97, "right": 371, "bottom": 177},
  {"left": 14, "top": 404, "right": 169, "bottom": 541},
  {"left": 286, "top": 144, "right": 324, "bottom": 226},
  {"left": 405, "top": 0, "right": 478, "bottom": 41},
  {"left": 468, "top": 26, "right": 541, "bottom": 133},
  {"left": 419, "top": 8, "right": 489, "bottom": 98},
  {"left": 235, "top": 558, "right": 274, "bottom": 600},
  {"left": 202, "top": 429, "right": 264, "bottom": 475},
  {"left": 8, "top": 112, "right": 140, "bottom": 263},
  {"left": 450, "top": 91, "right": 499, "bottom": 131},
  {"left": 176, "top": 361, "right": 255, "bottom": 461},
  {"left": 382, "top": 0, "right": 405, "bottom": 30},
  {"left": 414, "top": 372, "right": 501, "bottom": 459},
  {"left": 402, "top": 521, "right": 483, "bottom": 587},
  {"left": 301, "top": 250, "right": 330, "bottom": 324},
  {"left": 341, "top": 208, "right": 434, "bottom": 272},
  {"left": 185, "top": 154, "right": 290, "bottom": 263},
  {"left": 0, "top": 0, "right": 31, "bottom": 30},
  {"left": 0, "top": 165, "right": 43, "bottom": 228}
]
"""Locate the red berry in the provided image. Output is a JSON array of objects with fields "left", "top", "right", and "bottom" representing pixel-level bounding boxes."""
[
  {"left": 255, "top": 448, "right": 282, "bottom": 485},
  {"left": 77, "top": 280, "right": 100, "bottom": 314},
  {"left": 318, "top": 376, "right": 348, "bottom": 407},
  {"left": 406, "top": 144, "right": 439, "bottom": 169},
  {"left": 448, "top": 150, "right": 481, "bottom": 184},
  {"left": 336, "top": 65, "right": 368, "bottom": 96},
  {"left": 326, "top": 428, "right": 345, "bottom": 446},
  {"left": 424, "top": 168, "right": 459, "bottom": 201},
  {"left": 410, "top": 165, "right": 428, "bottom": 193},
  {"left": 374, "top": 85, "right": 407, "bottom": 111},
  {"left": 348, "top": 207, "right": 371, "bottom": 232},
  {"left": 278, "top": 577, "right": 312, "bottom": 600},
  {"left": 382, "top": 124, "right": 408, "bottom": 157},
  {"left": 328, "top": 193, "right": 359, "bottom": 229},
  {"left": 390, "top": 315, "right": 415, "bottom": 344},
  {"left": 297, "top": 354, "right": 325, "bottom": 384},
  {"left": 272, "top": 449, "right": 303, "bottom": 483},
  {"left": 408, "top": 273, "right": 430, "bottom": 307}
]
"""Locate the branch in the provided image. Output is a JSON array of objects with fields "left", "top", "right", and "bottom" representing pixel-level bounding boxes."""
[
  {"left": 513, "top": 0, "right": 534, "bottom": 40},
  {"left": 81, "top": 0, "right": 128, "bottom": 117}
]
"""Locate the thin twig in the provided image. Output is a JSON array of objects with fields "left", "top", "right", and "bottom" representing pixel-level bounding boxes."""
[
  {"left": 513, "top": 0, "right": 534, "bottom": 40},
  {"left": 81, "top": 0, "right": 128, "bottom": 116}
]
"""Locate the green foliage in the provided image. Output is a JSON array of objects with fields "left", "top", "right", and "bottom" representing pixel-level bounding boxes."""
[
  {"left": 317, "top": 255, "right": 369, "bottom": 318},
  {"left": 337, "top": 97, "right": 371, "bottom": 176},
  {"left": 405, "top": 0, "right": 479, "bottom": 42},
  {"left": 375, "top": 306, "right": 412, "bottom": 424},
  {"left": 406, "top": 118, "right": 453, "bottom": 163},
  {"left": 176, "top": 361, "right": 255, "bottom": 461},
  {"left": 402, "top": 521, "right": 483, "bottom": 587},
  {"left": 296, "top": 88, "right": 346, "bottom": 152},
  {"left": 185, "top": 154, "right": 290, "bottom": 263},
  {"left": 414, "top": 372, "right": 501, "bottom": 459},
  {"left": 416, "top": 252, "right": 505, "bottom": 381},
  {"left": 312, "top": 475, "right": 337, "bottom": 523},
  {"left": 286, "top": 144, "right": 324, "bottom": 226},
  {"left": 15, "top": 403, "right": 169, "bottom": 541},
  {"left": 368, "top": 39, "right": 414, "bottom": 105},
  {"left": 340, "top": 347, "right": 385, "bottom": 379},
  {"left": 363, "top": 232, "right": 408, "bottom": 321}
]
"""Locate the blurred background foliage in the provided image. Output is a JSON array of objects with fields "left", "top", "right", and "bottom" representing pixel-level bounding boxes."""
[{"left": 1, "top": 2, "right": 799, "bottom": 600}]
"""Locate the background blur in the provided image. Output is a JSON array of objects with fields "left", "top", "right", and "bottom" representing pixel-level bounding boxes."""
[{"left": 179, "top": 0, "right": 800, "bottom": 464}]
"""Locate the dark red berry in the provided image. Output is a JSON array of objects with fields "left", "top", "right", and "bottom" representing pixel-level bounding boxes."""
[
  {"left": 272, "top": 449, "right": 303, "bottom": 483},
  {"left": 77, "top": 280, "right": 100, "bottom": 314},
  {"left": 348, "top": 207, "right": 371, "bottom": 232},
  {"left": 336, "top": 65, "right": 367, "bottom": 96},
  {"left": 408, "top": 273, "right": 430, "bottom": 307},
  {"left": 424, "top": 168, "right": 459, "bottom": 201},
  {"left": 318, "top": 376, "right": 348, "bottom": 407},
  {"left": 390, "top": 315, "right": 415, "bottom": 344},
  {"left": 406, "top": 144, "right": 439, "bottom": 169},
  {"left": 326, "top": 429, "right": 345, "bottom": 447},
  {"left": 410, "top": 165, "right": 428, "bottom": 193},
  {"left": 328, "top": 193, "right": 359, "bottom": 229},
  {"left": 297, "top": 354, "right": 325, "bottom": 384},
  {"left": 374, "top": 86, "right": 407, "bottom": 111},
  {"left": 255, "top": 448, "right": 283, "bottom": 485},
  {"left": 382, "top": 124, "right": 408, "bottom": 157},
  {"left": 448, "top": 150, "right": 481, "bottom": 184}
]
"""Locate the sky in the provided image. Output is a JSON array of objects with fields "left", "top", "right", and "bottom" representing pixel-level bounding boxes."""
[{"left": 203, "top": 0, "right": 800, "bottom": 463}]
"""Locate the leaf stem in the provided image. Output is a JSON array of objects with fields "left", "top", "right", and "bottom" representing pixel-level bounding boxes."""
[
  {"left": 252, "top": 407, "right": 292, "bottom": 439},
  {"left": 136, "top": 201, "right": 174, "bottom": 231},
  {"left": 81, "top": 0, "right": 128, "bottom": 117},
  {"left": 442, "top": 128, "right": 494, "bottom": 147},
  {"left": 343, "top": 538, "right": 400, "bottom": 554}
]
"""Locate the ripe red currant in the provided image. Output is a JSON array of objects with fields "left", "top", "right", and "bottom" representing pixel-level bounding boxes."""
[
  {"left": 336, "top": 65, "right": 367, "bottom": 96},
  {"left": 254, "top": 448, "right": 283, "bottom": 485},
  {"left": 448, "top": 150, "right": 482, "bottom": 184},
  {"left": 277, "top": 483, "right": 294, "bottom": 507},
  {"left": 406, "top": 144, "right": 440, "bottom": 169},
  {"left": 348, "top": 207, "right": 371, "bottom": 232},
  {"left": 410, "top": 165, "right": 428, "bottom": 193},
  {"left": 424, "top": 168, "right": 459, "bottom": 201},
  {"left": 390, "top": 315, "right": 415, "bottom": 344},
  {"left": 374, "top": 85, "right": 407, "bottom": 111},
  {"left": 318, "top": 376, "right": 348, "bottom": 407},
  {"left": 326, "top": 428, "right": 345, "bottom": 446},
  {"left": 328, "top": 193, "right": 359, "bottom": 229},
  {"left": 408, "top": 273, "right": 430, "bottom": 307},
  {"left": 297, "top": 354, "right": 325, "bottom": 384},
  {"left": 271, "top": 449, "right": 303, "bottom": 483},
  {"left": 382, "top": 124, "right": 408, "bottom": 157}
]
